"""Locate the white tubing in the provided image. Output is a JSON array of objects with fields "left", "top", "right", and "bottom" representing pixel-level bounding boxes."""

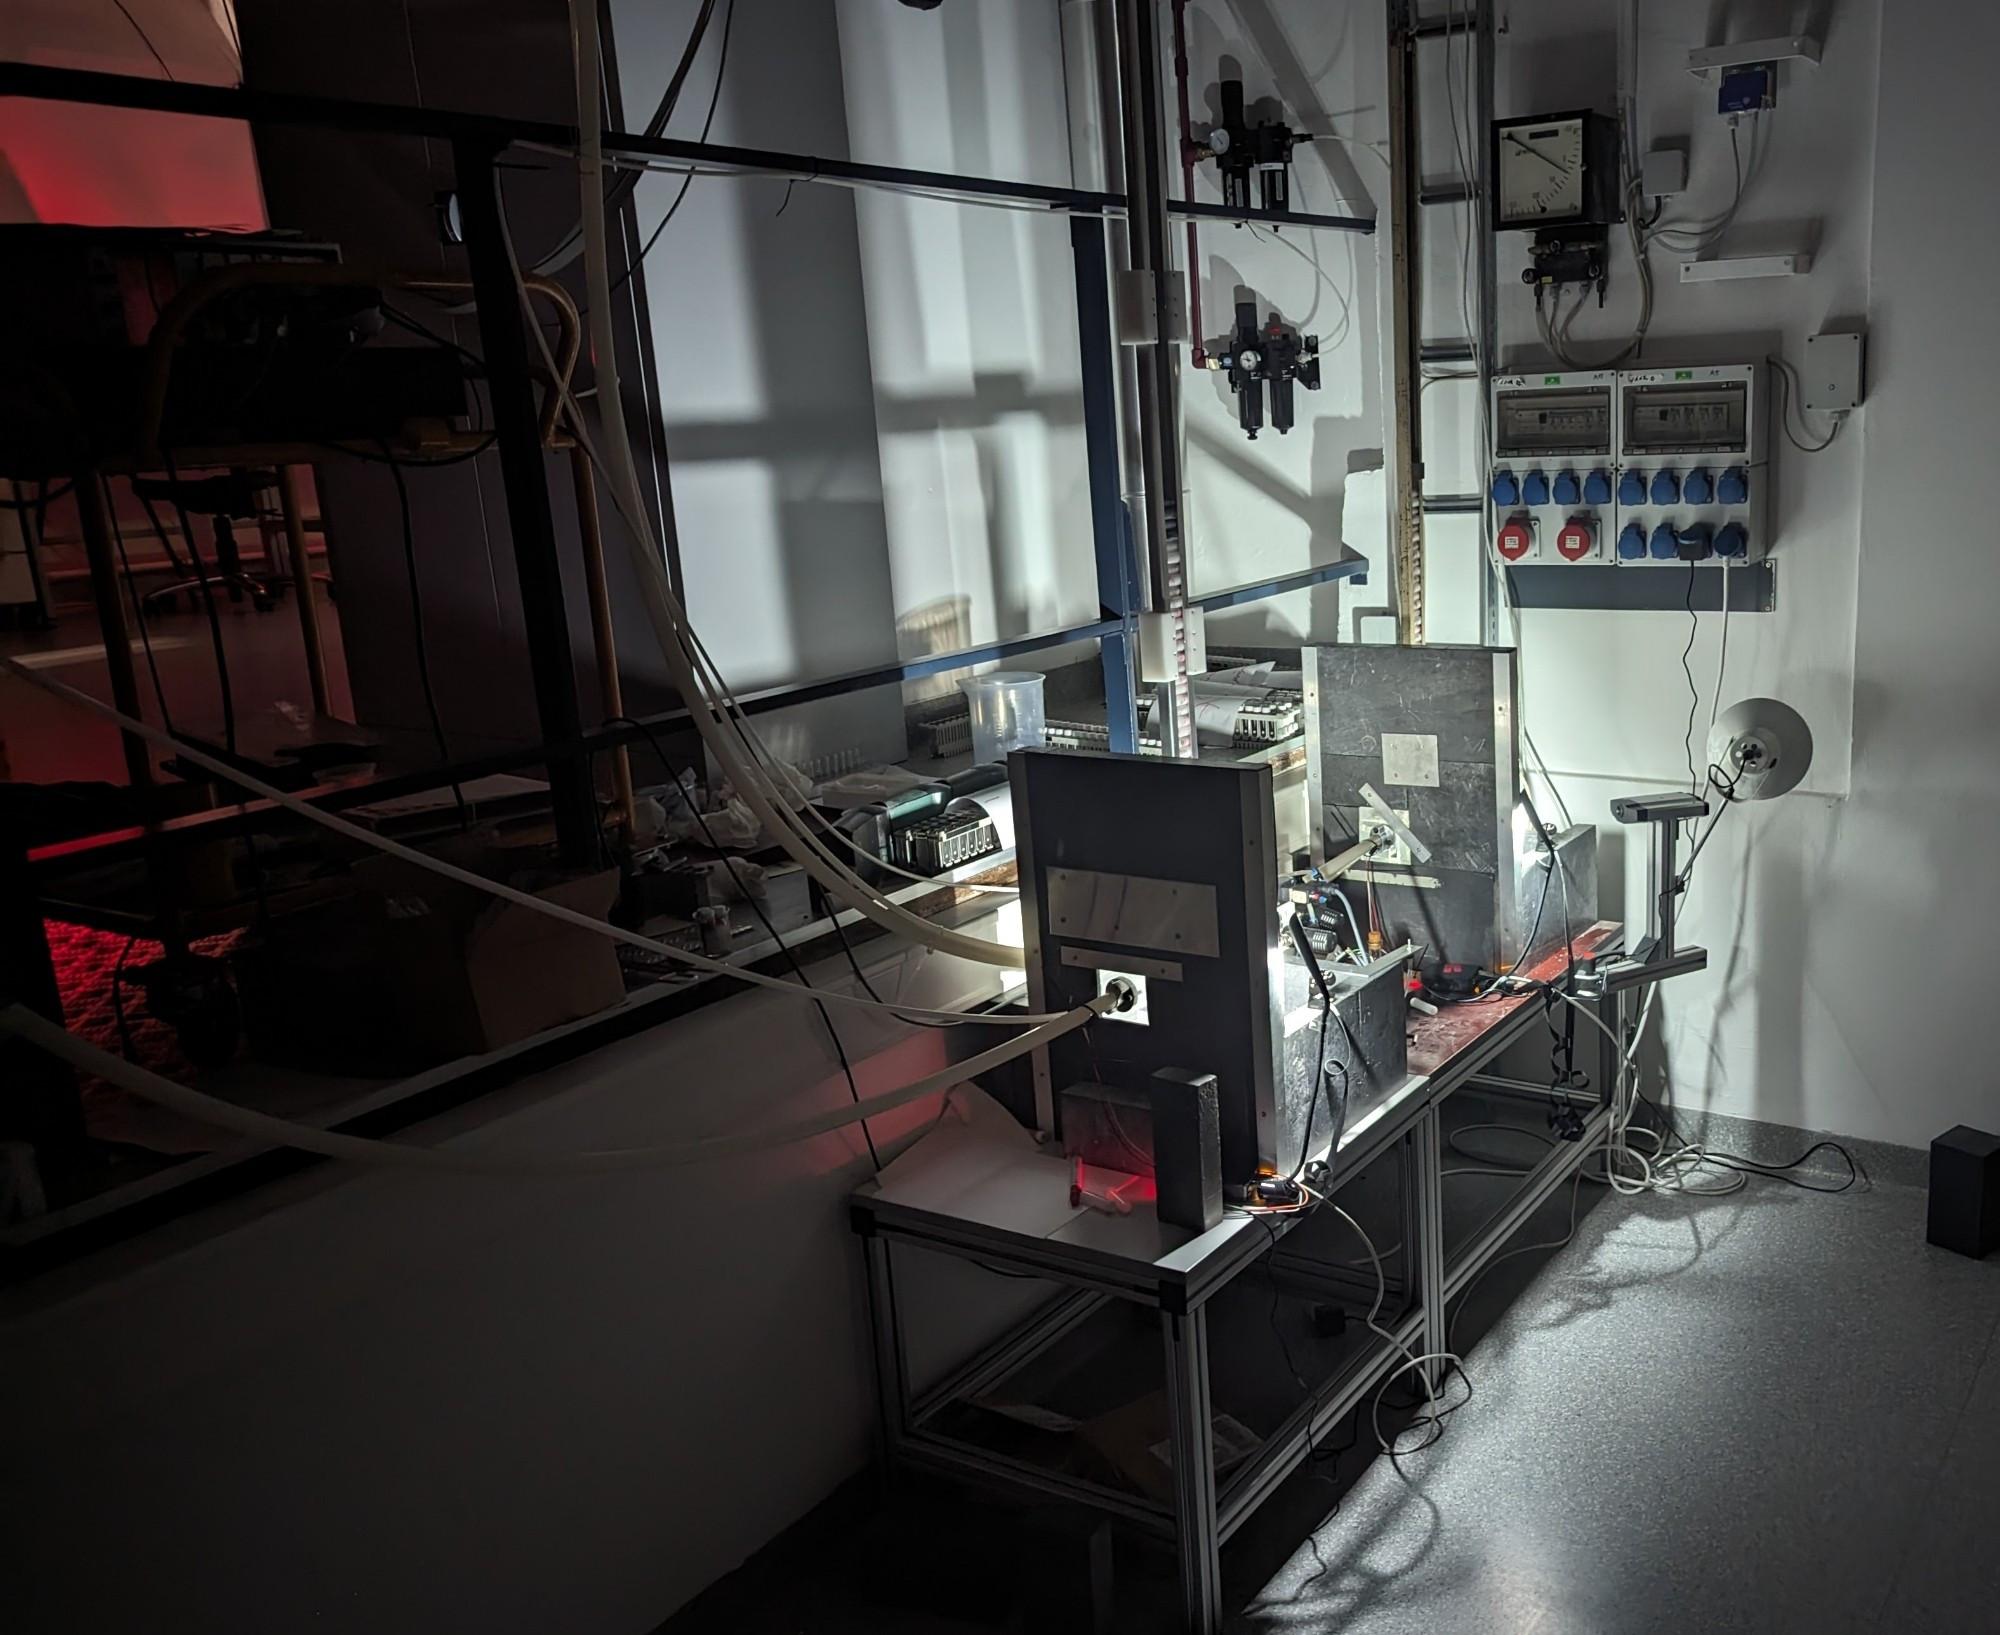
[
  {"left": 5, "top": 660, "right": 1068, "bottom": 1027},
  {"left": 561, "top": 8, "right": 1021, "bottom": 969},
  {"left": 1, "top": 997, "right": 1106, "bottom": 1176}
]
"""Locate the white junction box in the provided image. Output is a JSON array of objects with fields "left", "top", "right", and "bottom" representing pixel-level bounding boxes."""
[
  {"left": 1613, "top": 362, "right": 1767, "bottom": 567},
  {"left": 1804, "top": 331, "right": 1865, "bottom": 414},
  {"left": 1488, "top": 370, "right": 1617, "bottom": 566}
]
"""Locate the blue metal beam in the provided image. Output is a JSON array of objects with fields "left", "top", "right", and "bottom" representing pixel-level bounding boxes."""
[
  {"left": 1070, "top": 215, "right": 1141, "bottom": 754},
  {"left": 1194, "top": 554, "right": 1371, "bottom": 613}
]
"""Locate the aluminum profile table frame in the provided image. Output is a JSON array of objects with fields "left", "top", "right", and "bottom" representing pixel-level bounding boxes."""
[{"left": 850, "top": 934, "right": 1673, "bottom": 1635}]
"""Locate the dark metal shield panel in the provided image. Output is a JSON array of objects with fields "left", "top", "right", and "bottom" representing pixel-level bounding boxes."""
[
  {"left": 1305, "top": 644, "right": 1524, "bottom": 971},
  {"left": 1012, "top": 749, "right": 1283, "bottom": 1185}
]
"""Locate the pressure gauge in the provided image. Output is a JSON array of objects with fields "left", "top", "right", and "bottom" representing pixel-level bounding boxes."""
[{"left": 1491, "top": 110, "right": 1621, "bottom": 230}]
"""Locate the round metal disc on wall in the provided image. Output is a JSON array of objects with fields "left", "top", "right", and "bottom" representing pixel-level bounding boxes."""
[{"left": 1707, "top": 698, "right": 1814, "bottom": 800}]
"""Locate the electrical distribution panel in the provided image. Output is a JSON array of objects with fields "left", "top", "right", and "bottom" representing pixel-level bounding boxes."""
[
  {"left": 1489, "top": 371, "right": 1616, "bottom": 564},
  {"left": 1489, "top": 361, "right": 1769, "bottom": 569}
]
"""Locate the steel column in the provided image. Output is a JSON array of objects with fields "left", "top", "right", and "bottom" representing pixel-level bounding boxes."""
[
  {"left": 451, "top": 139, "right": 599, "bottom": 866},
  {"left": 1475, "top": 0, "right": 1502, "bottom": 645},
  {"left": 1387, "top": 5, "right": 1427, "bottom": 645},
  {"left": 1113, "top": 0, "right": 1196, "bottom": 758}
]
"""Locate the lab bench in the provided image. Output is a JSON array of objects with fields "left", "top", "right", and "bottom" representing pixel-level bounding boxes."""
[{"left": 850, "top": 921, "right": 1671, "bottom": 1634}]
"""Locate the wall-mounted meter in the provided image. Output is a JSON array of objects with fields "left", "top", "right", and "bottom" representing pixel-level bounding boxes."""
[
  {"left": 1615, "top": 363, "right": 1766, "bottom": 567},
  {"left": 1489, "top": 371, "right": 1616, "bottom": 564},
  {"left": 1492, "top": 110, "right": 1624, "bottom": 297},
  {"left": 1490, "top": 362, "right": 1769, "bottom": 569},
  {"left": 1491, "top": 112, "right": 1622, "bottom": 231}
]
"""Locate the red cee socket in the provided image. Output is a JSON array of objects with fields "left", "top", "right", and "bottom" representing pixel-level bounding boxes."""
[
  {"left": 1556, "top": 516, "right": 1596, "bottom": 561},
  {"left": 1496, "top": 516, "right": 1535, "bottom": 562}
]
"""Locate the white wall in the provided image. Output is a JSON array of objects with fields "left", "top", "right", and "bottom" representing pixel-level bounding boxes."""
[
  {"left": 1176, "top": 0, "right": 1392, "bottom": 648},
  {"left": 837, "top": 0, "right": 1103, "bottom": 661},
  {"left": 1490, "top": 0, "right": 1883, "bottom": 1141},
  {"left": 0, "top": 933, "right": 1025, "bottom": 1632},
  {"left": 614, "top": 0, "right": 910, "bottom": 768},
  {"left": 1422, "top": 0, "right": 2000, "bottom": 1150},
  {"left": 1789, "top": 0, "right": 2000, "bottom": 1148}
]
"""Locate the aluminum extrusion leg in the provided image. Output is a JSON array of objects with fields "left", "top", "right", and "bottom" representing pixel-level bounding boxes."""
[
  {"left": 1415, "top": 1105, "right": 1449, "bottom": 1389},
  {"left": 862, "top": 1232, "right": 911, "bottom": 1483},
  {"left": 276, "top": 466, "right": 330, "bottom": 717},
  {"left": 1162, "top": 1305, "right": 1221, "bottom": 1634}
]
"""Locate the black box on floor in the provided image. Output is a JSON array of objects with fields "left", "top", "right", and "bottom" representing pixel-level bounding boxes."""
[
  {"left": 1151, "top": 1068, "right": 1223, "bottom": 1232},
  {"left": 1927, "top": 1126, "right": 2000, "bottom": 1259}
]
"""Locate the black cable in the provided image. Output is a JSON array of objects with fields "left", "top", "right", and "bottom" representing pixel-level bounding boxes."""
[
  {"left": 609, "top": 0, "right": 738, "bottom": 301},
  {"left": 1679, "top": 558, "right": 1701, "bottom": 793},
  {"left": 1290, "top": 1007, "right": 1333, "bottom": 1185},
  {"left": 135, "top": 492, "right": 190, "bottom": 578},
  {"left": 610, "top": 714, "right": 881, "bottom": 1171},
  {"left": 1625, "top": 1073, "right": 1865, "bottom": 1194},
  {"left": 1385, "top": 1359, "right": 1473, "bottom": 1462},
  {"left": 379, "top": 444, "right": 471, "bottom": 832},
  {"left": 105, "top": 487, "right": 176, "bottom": 737},
  {"left": 1700, "top": 1142, "right": 1863, "bottom": 1193},
  {"left": 1677, "top": 763, "right": 1739, "bottom": 889},
  {"left": 825, "top": 910, "right": 958, "bottom": 1030},
  {"left": 158, "top": 455, "right": 237, "bottom": 756},
  {"left": 111, "top": 0, "right": 176, "bottom": 80},
  {"left": 241, "top": 828, "right": 274, "bottom": 932},
  {"left": 534, "top": 0, "right": 723, "bottom": 273},
  {"left": 111, "top": 933, "right": 143, "bottom": 1063}
]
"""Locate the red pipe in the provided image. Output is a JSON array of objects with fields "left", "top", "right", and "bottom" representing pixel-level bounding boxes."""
[{"left": 1171, "top": 0, "right": 1206, "bottom": 368}]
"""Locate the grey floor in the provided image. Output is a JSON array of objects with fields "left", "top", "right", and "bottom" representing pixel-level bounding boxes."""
[
  {"left": 1238, "top": 1170, "right": 2000, "bottom": 1635},
  {"left": 664, "top": 1166, "right": 2000, "bottom": 1635}
]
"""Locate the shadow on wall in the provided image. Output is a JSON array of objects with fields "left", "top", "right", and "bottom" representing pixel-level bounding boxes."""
[
  {"left": 1191, "top": 0, "right": 1379, "bottom": 215},
  {"left": 897, "top": 596, "right": 973, "bottom": 706}
]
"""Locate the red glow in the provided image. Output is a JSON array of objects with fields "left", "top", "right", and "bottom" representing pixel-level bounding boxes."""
[{"left": 0, "top": 100, "right": 266, "bottom": 229}]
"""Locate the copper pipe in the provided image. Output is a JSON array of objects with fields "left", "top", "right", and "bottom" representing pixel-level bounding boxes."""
[
  {"left": 275, "top": 465, "right": 331, "bottom": 716},
  {"left": 568, "top": 445, "right": 635, "bottom": 838}
]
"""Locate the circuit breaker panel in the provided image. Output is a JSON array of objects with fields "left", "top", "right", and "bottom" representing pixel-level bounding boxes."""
[
  {"left": 1490, "top": 362, "right": 1769, "bottom": 569},
  {"left": 1614, "top": 363, "right": 1766, "bottom": 566},
  {"left": 1489, "top": 370, "right": 1615, "bottom": 565}
]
